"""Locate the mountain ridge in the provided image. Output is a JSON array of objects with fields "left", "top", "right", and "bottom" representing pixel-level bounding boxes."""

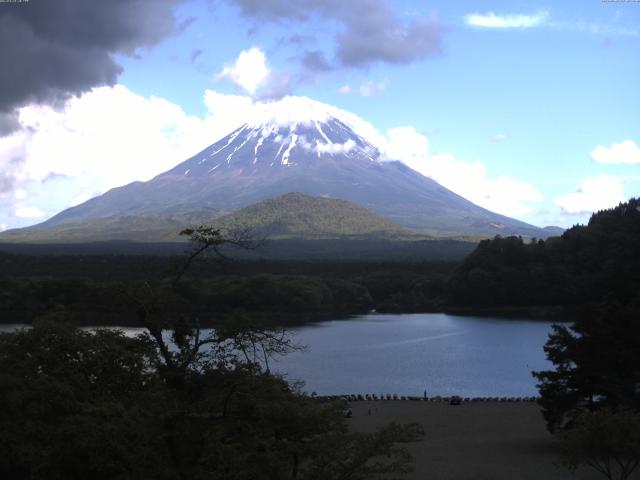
[{"left": 2, "top": 96, "right": 556, "bottom": 242}]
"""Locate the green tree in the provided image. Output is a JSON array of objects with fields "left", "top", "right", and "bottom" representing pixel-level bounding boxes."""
[
  {"left": 0, "top": 317, "right": 166, "bottom": 480},
  {"left": 0, "top": 225, "right": 424, "bottom": 479},
  {"left": 533, "top": 299, "right": 640, "bottom": 432},
  {"left": 559, "top": 408, "right": 640, "bottom": 480}
]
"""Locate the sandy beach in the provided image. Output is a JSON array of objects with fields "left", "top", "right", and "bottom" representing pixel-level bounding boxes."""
[{"left": 349, "top": 400, "right": 631, "bottom": 480}]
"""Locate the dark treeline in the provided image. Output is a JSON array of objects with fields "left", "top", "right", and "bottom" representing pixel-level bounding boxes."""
[
  {"left": 0, "top": 254, "right": 456, "bottom": 325},
  {"left": 0, "top": 252, "right": 456, "bottom": 280},
  {"left": 4, "top": 198, "right": 640, "bottom": 326},
  {"left": 521, "top": 201, "right": 640, "bottom": 463},
  {"left": 0, "top": 227, "right": 426, "bottom": 479},
  {"left": 0, "top": 237, "right": 476, "bottom": 262},
  {"left": 447, "top": 198, "right": 640, "bottom": 317},
  {"left": 437, "top": 198, "right": 640, "bottom": 470}
]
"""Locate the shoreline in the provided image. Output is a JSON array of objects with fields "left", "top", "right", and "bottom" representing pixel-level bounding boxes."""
[
  {"left": 315, "top": 394, "right": 540, "bottom": 403},
  {"left": 0, "top": 307, "right": 574, "bottom": 329}
]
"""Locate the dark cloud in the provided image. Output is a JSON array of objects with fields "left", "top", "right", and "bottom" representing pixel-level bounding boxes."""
[
  {"left": 229, "top": 0, "right": 309, "bottom": 22},
  {"left": 0, "top": 151, "right": 26, "bottom": 198},
  {"left": 0, "top": 112, "right": 21, "bottom": 136},
  {"left": 0, "top": 0, "right": 186, "bottom": 132},
  {"left": 301, "top": 50, "right": 333, "bottom": 72},
  {"left": 286, "top": 34, "right": 316, "bottom": 46},
  {"left": 256, "top": 73, "right": 293, "bottom": 101},
  {"left": 190, "top": 49, "right": 204, "bottom": 64},
  {"left": 177, "top": 16, "right": 197, "bottom": 33},
  {"left": 43, "top": 172, "right": 71, "bottom": 183},
  {"left": 0, "top": 172, "right": 14, "bottom": 195},
  {"left": 336, "top": 15, "right": 442, "bottom": 66},
  {"left": 226, "top": 0, "right": 443, "bottom": 67}
]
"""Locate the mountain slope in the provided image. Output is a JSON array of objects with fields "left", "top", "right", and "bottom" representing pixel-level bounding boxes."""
[
  {"left": 3, "top": 96, "right": 550, "bottom": 241},
  {"left": 0, "top": 209, "right": 219, "bottom": 243},
  {"left": 212, "top": 192, "right": 411, "bottom": 239}
]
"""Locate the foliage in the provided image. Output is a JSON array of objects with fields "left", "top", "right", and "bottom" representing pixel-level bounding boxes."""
[
  {"left": 201, "top": 192, "right": 410, "bottom": 240},
  {"left": 0, "top": 318, "right": 424, "bottom": 480},
  {"left": 0, "top": 258, "right": 459, "bottom": 324},
  {"left": 533, "top": 299, "right": 640, "bottom": 432},
  {"left": 0, "top": 317, "right": 165, "bottom": 480},
  {"left": 558, "top": 408, "right": 640, "bottom": 480},
  {"left": 0, "top": 225, "right": 424, "bottom": 479},
  {"left": 300, "top": 422, "right": 424, "bottom": 480},
  {"left": 448, "top": 198, "right": 640, "bottom": 310}
]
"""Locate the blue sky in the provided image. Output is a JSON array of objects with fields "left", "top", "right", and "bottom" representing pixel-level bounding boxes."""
[{"left": 1, "top": 0, "right": 639, "bottom": 231}]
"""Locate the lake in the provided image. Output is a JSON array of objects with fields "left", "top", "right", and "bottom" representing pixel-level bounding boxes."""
[
  {"left": 0, "top": 313, "right": 561, "bottom": 397},
  {"left": 271, "top": 313, "right": 558, "bottom": 398}
]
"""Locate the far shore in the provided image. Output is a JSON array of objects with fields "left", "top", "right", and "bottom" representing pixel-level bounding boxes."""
[
  {"left": 348, "top": 401, "right": 618, "bottom": 480},
  {"left": 443, "top": 304, "right": 581, "bottom": 321},
  {"left": 0, "top": 307, "right": 577, "bottom": 329}
]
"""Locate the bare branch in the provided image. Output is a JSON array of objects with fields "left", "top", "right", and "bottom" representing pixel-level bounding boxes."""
[{"left": 172, "top": 225, "right": 264, "bottom": 287}]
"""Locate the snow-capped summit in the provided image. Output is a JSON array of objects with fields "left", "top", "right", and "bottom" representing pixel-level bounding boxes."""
[
  {"left": 175, "top": 114, "right": 379, "bottom": 173},
  {"left": 217, "top": 95, "right": 387, "bottom": 155},
  {"left": 38, "top": 98, "right": 550, "bottom": 239},
  {"left": 186, "top": 95, "right": 385, "bottom": 170}
]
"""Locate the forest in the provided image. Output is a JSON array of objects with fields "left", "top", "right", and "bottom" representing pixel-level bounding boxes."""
[
  {"left": 447, "top": 198, "right": 640, "bottom": 317},
  {"left": 1, "top": 200, "right": 639, "bottom": 479},
  {"left": 2, "top": 199, "right": 640, "bottom": 326},
  {"left": 0, "top": 254, "right": 454, "bottom": 325}
]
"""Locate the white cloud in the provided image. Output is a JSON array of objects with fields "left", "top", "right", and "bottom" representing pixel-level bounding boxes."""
[
  {"left": 465, "top": 11, "right": 548, "bottom": 29},
  {"left": 2, "top": 89, "right": 382, "bottom": 229},
  {"left": 2, "top": 90, "right": 388, "bottom": 226},
  {"left": 0, "top": 85, "right": 261, "bottom": 229},
  {"left": 549, "top": 20, "right": 640, "bottom": 38},
  {"left": 359, "top": 80, "right": 389, "bottom": 97},
  {"left": 69, "top": 191, "right": 99, "bottom": 208},
  {"left": 202, "top": 90, "right": 257, "bottom": 127},
  {"left": 0, "top": 223, "right": 7, "bottom": 232},
  {"left": 383, "top": 126, "right": 542, "bottom": 217},
  {"left": 465, "top": 12, "right": 638, "bottom": 37},
  {"left": 555, "top": 175, "right": 625, "bottom": 214},
  {"left": 338, "top": 79, "right": 389, "bottom": 97},
  {"left": 423, "top": 153, "right": 542, "bottom": 217},
  {"left": 591, "top": 140, "right": 640, "bottom": 165},
  {"left": 490, "top": 133, "right": 508, "bottom": 142},
  {"left": 0, "top": 88, "right": 542, "bottom": 229},
  {"left": 314, "top": 139, "right": 356, "bottom": 155},
  {"left": 14, "top": 189, "right": 28, "bottom": 200},
  {"left": 216, "top": 47, "right": 271, "bottom": 94},
  {"left": 14, "top": 85, "right": 216, "bottom": 193},
  {"left": 14, "top": 206, "right": 46, "bottom": 218},
  {"left": 385, "top": 126, "right": 429, "bottom": 164}
]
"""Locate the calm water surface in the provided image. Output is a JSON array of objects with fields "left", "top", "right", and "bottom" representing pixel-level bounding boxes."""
[
  {"left": 271, "top": 313, "right": 558, "bottom": 397},
  {"left": 1, "top": 313, "right": 560, "bottom": 397}
]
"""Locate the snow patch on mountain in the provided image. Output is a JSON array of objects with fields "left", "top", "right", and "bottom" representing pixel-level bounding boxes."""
[
  {"left": 315, "top": 121, "right": 333, "bottom": 145},
  {"left": 281, "top": 133, "right": 298, "bottom": 165},
  {"left": 170, "top": 95, "right": 389, "bottom": 173},
  {"left": 253, "top": 135, "right": 265, "bottom": 164}
]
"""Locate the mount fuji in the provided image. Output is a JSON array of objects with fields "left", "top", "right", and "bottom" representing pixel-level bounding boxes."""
[{"left": 3, "top": 97, "right": 551, "bottom": 242}]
